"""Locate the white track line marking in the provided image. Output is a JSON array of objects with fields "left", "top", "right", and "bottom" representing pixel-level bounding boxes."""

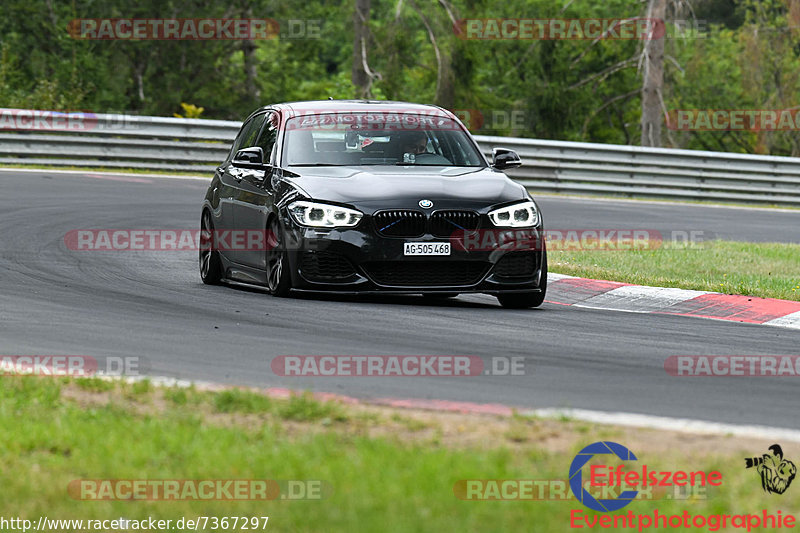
[
  {"left": 578, "top": 285, "right": 708, "bottom": 313},
  {"left": 547, "top": 273, "right": 577, "bottom": 282},
  {"left": 548, "top": 276, "right": 800, "bottom": 330},
  {"left": 526, "top": 408, "right": 800, "bottom": 443},
  {"left": 764, "top": 310, "right": 800, "bottom": 330}
]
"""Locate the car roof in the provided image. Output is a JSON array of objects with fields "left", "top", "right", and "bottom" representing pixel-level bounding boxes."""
[{"left": 248, "top": 100, "right": 454, "bottom": 120}]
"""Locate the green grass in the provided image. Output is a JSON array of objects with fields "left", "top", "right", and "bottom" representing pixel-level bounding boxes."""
[
  {"left": 277, "top": 391, "right": 349, "bottom": 422},
  {"left": 0, "top": 377, "right": 784, "bottom": 532},
  {"left": 211, "top": 388, "right": 347, "bottom": 422},
  {"left": 550, "top": 240, "right": 800, "bottom": 301},
  {"left": 74, "top": 377, "right": 115, "bottom": 393},
  {"left": 213, "top": 387, "right": 274, "bottom": 413}
]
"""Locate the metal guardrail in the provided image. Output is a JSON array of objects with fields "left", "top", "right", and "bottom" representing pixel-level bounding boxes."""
[
  {"left": 476, "top": 136, "right": 800, "bottom": 206},
  {"left": 0, "top": 113, "right": 235, "bottom": 173},
  {"left": 2, "top": 111, "right": 800, "bottom": 206}
]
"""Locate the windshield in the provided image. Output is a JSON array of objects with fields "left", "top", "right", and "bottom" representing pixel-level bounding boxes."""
[{"left": 282, "top": 113, "right": 486, "bottom": 167}]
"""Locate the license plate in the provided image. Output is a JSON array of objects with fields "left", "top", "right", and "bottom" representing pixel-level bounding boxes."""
[{"left": 404, "top": 242, "right": 451, "bottom": 256}]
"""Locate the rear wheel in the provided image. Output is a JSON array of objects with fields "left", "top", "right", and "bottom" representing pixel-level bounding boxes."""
[
  {"left": 199, "top": 210, "right": 223, "bottom": 285},
  {"left": 266, "top": 217, "right": 292, "bottom": 297},
  {"left": 497, "top": 251, "right": 547, "bottom": 309}
]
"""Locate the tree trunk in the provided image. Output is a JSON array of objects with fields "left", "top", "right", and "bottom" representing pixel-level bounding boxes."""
[
  {"left": 408, "top": 0, "right": 454, "bottom": 110},
  {"left": 243, "top": 39, "right": 261, "bottom": 102},
  {"left": 352, "top": 0, "right": 371, "bottom": 98},
  {"left": 640, "top": 0, "right": 666, "bottom": 147},
  {"left": 242, "top": 6, "right": 261, "bottom": 102},
  {"left": 134, "top": 60, "right": 146, "bottom": 108},
  {"left": 435, "top": 50, "right": 455, "bottom": 110}
]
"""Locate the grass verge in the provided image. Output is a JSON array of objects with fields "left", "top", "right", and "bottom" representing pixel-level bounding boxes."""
[
  {"left": 0, "top": 377, "right": 791, "bottom": 532},
  {"left": 550, "top": 240, "right": 800, "bottom": 301}
]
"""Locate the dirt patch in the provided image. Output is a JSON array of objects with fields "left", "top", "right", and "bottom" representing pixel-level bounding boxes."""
[{"left": 59, "top": 379, "right": 771, "bottom": 465}]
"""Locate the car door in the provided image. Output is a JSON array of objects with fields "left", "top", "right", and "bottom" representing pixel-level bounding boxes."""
[
  {"left": 222, "top": 112, "right": 267, "bottom": 265},
  {"left": 216, "top": 115, "right": 261, "bottom": 249},
  {"left": 234, "top": 111, "right": 280, "bottom": 270}
]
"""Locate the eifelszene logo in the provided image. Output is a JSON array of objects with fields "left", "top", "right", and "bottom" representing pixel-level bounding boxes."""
[
  {"left": 745, "top": 444, "right": 797, "bottom": 494},
  {"left": 569, "top": 442, "right": 639, "bottom": 512},
  {"left": 569, "top": 441, "right": 722, "bottom": 513}
]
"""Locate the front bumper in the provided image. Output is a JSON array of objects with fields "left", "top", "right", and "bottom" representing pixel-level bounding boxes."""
[{"left": 281, "top": 215, "right": 546, "bottom": 294}]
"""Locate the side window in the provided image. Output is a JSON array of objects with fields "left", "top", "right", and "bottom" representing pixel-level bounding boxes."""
[
  {"left": 228, "top": 118, "right": 256, "bottom": 161},
  {"left": 228, "top": 113, "right": 267, "bottom": 161},
  {"left": 255, "top": 112, "right": 278, "bottom": 164},
  {"left": 240, "top": 113, "right": 266, "bottom": 149}
]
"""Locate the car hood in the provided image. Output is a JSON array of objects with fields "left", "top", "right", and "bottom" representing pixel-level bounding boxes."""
[{"left": 285, "top": 165, "right": 528, "bottom": 212}]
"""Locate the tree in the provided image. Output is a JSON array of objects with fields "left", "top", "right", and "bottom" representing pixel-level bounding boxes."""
[
  {"left": 641, "top": 0, "right": 667, "bottom": 147},
  {"left": 352, "top": 0, "right": 372, "bottom": 98}
]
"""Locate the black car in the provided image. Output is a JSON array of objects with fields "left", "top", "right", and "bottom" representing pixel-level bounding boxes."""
[{"left": 200, "top": 100, "right": 547, "bottom": 308}]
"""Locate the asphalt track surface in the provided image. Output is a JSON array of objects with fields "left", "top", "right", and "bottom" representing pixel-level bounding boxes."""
[
  {"left": 538, "top": 196, "right": 800, "bottom": 244},
  {"left": 2, "top": 169, "right": 799, "bottom": 429}
]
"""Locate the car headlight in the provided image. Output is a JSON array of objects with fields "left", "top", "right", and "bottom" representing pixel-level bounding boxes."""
[
  {"left": 288, "top": 200, "right": 363, "bottom": 228},
  {"left": 488, "top": 200, "right": 539, "bottom": 228}
]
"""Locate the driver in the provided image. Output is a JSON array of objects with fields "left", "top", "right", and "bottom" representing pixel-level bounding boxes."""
[{"left": 399, "top": 131, "right": 428, "bottom": 155}]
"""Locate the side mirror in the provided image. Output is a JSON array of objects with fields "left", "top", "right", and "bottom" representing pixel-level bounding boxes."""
[
  {"left": 232, "top": 147, "right": 266, "bottom": 168},
  {"left": 492, "top": 148, "right": 522, "bottom": 170}
]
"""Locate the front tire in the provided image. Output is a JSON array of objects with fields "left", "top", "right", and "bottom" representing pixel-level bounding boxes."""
[
  {"left": 199, "top": 210, "right": 223, "bottom": 285},
  {"left": 266, "top": 217, "right": 292, "bottom": 297},
  {"left": 497, "top": 251, "right": 547, "bottom": 309}
]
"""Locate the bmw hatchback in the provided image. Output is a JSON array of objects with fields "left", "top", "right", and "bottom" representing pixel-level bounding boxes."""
[{"left": 200, "top": 100, "right": 547, "bottom": 308}]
